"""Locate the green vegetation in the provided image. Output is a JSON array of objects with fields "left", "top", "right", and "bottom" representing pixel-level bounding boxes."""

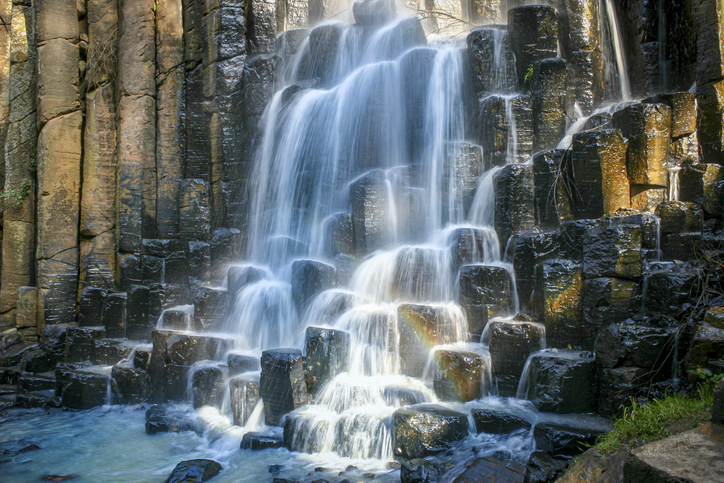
[{"left": 595, "top": 371, "right": 721, "bottom": 454}]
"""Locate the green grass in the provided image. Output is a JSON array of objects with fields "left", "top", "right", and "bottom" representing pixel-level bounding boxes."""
[{"left": 595, "top": 389, "right": 714, "bottom": 454}]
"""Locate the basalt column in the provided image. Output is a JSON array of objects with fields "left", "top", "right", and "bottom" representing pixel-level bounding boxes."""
[
  {"left": 0, "top": 2, "right": 37, "bottom": 331},
  {"left": 35, "top": 0, "right": 82, "bottom": 327},
  {"left": 117, "top": 0, "right": 156, "bottom": 289},
  {"left": 0, "top": 0, "right": 9, "bottom": 280},
  {"left": 79, "top": 0, "right": 119, "bottom": 312}
]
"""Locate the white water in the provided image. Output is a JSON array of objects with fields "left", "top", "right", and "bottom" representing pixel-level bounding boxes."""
[{"left": 603, "top": 0, "right": 631, "bottom": 101}]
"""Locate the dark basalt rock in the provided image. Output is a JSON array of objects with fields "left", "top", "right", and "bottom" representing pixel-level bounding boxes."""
[
  {"left": 306, "top": 24, "right": 344, "bottom": 87},
  {"left": 166, "top": 459, "right": 221, "bottom": 483},
  {"left": 227, "top": 353, "right": 259, "bottom": 376},
  {"left": 323, "top": 212, "right": 355, "bottom": 258},
  {"left": 581, "top": 278, "right": 636, "bottom": 348},
  {"left": 534, "top": 259, "right": 583, "bottom": 349},
  {"left": 291, "top": 260, "right": 336, "bottom": 311},
  {"left": 241, "top": 432, "right": 283, "bottom": 450},
  {"left": 507, "top": 5, "right": 558, "bottom": 89},
  {"left": 101, "top": 292, "right": 127, "bottom": 339},
  {"left": 532, "top": 58, "right": 568, "bottom": 152},
  {"left": 453, "top": 457, "right": 528, "bottom": 483},
  {"left": 583, "top": 224, "right": 642, "bottom": 281},
  {"left": 533, "top": 417, "right": 609, "bottom": 458},
  {"left": 643, "top": 265, "right": 700, "bottom": 317},
  {"left": 230, "top": 375, "right": 260, "bottom": 426},
  {"left": 433, "top": 350, "right": 486, "bottom": 402},
  {"left": 78, "top": 287, "right": 107, "bottom": 327},
  {"left": 149, "top": 284, "right": 193, "bottom": 323},
  {"left": 398, "top": 304, "right": 465, "bottom": 377},
  {"left": 94, "top": 339, "right": 131, "bottom": 365},
  {"left": 494, "top": 164, "right": 535, "bottom": 247},
  {"left": 521, "top": 350, "right": 597, "bottom": 414},
  {"left": 442, "top": 143, "right": 484, "bottom": 225},
  {"left": 161, "top": 309, "right": 193, "bottom": 331},
  {"left": 511, "top": 231, "right": 561, "bottom": 310},
  {"left": 55, "top": 365, "right": 109, "bottom": 410},
  {"left": 401, "top": 458, "right": 441, "bottom": 483},
  {"left": 392, "top": 404, "right": 469, "bottom": 459},
  {"left": 488, "top": 320, "right": 545, "bottom": 396},
  {"left": 305, "top": 327, "right": 350, "bottom": 396},
  {"left": 595, "top": 323, "right": 677, "bottom": 371},
  {"left": 260, "top": 349, "right": 308, "bottom": 426},
  {"left": 458, "top": 264, "right": 514, "bottom": 316},
  {"left": 111, "top": 361, "right": 150, "bottom": 404},
  {"left": 66, "top": 326, "right": 106, "bottom": 363},
  {"left": 21, "top": 348, "right": 54, "bottom": 373},
  {"left": 526, "top": 450, "right": 568, "bottom": 483},
  {"left": 134, "top": 348, "right": 152, "bottom": 371},
  {"left": 448, "top": 227, "right": 500, "bottom": 273},
  {"left": 227, "top": 265, "right": 266, "bottom": 297},
  {"left": 713, "top": 380, "right": 724, "bottom": 425},
  {"left": 567, "top": 50, "right": 605, "bottom": 115},
  {"left": 145, "top": 404, "right": 198, "bottom": 435},
  {"left": 351, "top": 169, "right": 391, "bottom": 256},
  {"left": 352, "top": 0, "right": 395, "bottom": 26},
  {"left": 532, "top": 149, "right": 574, "bottom": 231},
  {"left": 472, "top": 409, "right": 532, "bottom": 434},
  {"left": 477, "top": 95, "right": 534, "bottom": 166},
  {"left": 165, "top": 332, "right": 232, "bottom": 367},
  {"left": 192, "top": 364, "right": 226, "bottom": 409},
  {"left": 690, "top": 323, "right": 724, "bottom": 376},
  {"left": 597, "top": 366, "right": 648, "bottom": 417},
  {"left": 467, "top": 27, "right": 516, "bottom": 97},
  {"left": 193, "top": 287, "right": 228, "bottom": 331}
]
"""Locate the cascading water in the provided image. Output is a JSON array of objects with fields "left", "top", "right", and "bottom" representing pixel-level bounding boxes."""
[{"left": 219, "top": 10, "right": 529, "bottom": 462}]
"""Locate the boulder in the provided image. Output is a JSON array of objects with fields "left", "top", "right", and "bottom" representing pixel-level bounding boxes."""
[
  {"left": 241, "top": 432, "right": 283, "bottom": 450},
  {"left": 259, "top": 349, "right": 308, "bottom": 426},
  {"left": 520, "top": 350, "right": 596, "bottom": 414},
  {"left": 494, "top": 164, "right": 535, "bottom": 247},
  {"left": 304, "top": 327, "right": 350, "bottom": 396},
  {"left": 145, "top": 404, "right": 198, "bottom": 435},
  {"left": 487, "top": 320, "right": 545, "bottom": 396},
  {"left": 392, "top": 404, "right": 469, "bottom": 459},
  {"left": 433, "top": 350, "right": 487, "bottom": 402},
  {"left": 472, "top": 409, "right": 532, "bottom": 434},
  {"left": 166, "top": 459, "right": 222, "bottom": 483}
]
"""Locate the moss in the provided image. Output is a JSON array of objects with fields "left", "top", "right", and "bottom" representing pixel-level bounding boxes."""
[{"left": 595, "top": 388, "right": 715, "bottom": 454}]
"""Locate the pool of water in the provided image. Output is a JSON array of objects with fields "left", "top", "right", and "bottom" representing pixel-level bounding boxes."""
[{"left": 0, "top": 405, "right": 400, "bottom": 483}]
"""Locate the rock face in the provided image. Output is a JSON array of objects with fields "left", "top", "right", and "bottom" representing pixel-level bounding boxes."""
[{"left": 392, "top": 404, "right": 469, "bottom": 459}]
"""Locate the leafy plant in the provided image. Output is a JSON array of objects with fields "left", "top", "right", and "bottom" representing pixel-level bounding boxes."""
[{"left": 1, "top": 179, "right": 31, "bottom": 207}]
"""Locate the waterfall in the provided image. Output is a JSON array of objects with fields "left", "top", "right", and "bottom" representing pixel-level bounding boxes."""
[{"left": 602, "top": 0, "right": 631, "bottom": 100}]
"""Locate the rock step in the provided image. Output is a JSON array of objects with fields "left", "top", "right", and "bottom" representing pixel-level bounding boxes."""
[{"left": 18, "top": 372, "right": 56, "bottom": 393}]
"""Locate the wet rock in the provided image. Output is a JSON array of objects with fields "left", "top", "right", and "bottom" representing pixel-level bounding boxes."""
[
  {"left": 188, "top": 242, "right": 211, "bottom": 283},
  {"left": 41, "top": 325, "right": 71, "bottom": 366},
  {"left": 472, "top": 409, "right": 532, "bottom": 434},
  {"left": 78, "top": 287, "right": 106, "bottom": 327},
  {"left": 21, "top": 348, "right": 54, "bottom": 373},
  {"left": 458, "top": 265, "right": 514, "bottom": 318},
  {"left": 644, "top": 92, "right": 697, "bottom": 139},
  {"left": 392, "top": 404, "right": 469, "bottom": 459},
  {"left": 149, "top": 284, "right": 193, "bottom": 322},
  {"left": 697, "top": 80, "right": 724, "bottom": 164},
  {"left": 127, "top": 285, "right": 152, "bottom": 341},
  {"left": 291, "top": 260, "right": 336, "bottom": 310},
  {"left": 511, "top": 231, "right": 561, "bottom": 310},
  {"left": 581, "top": 278, "right": 636, "bottom": 348},
  {"left": 145, "top": 404, "right": 198, "bottom": 434},
  {"left": 19, "top": 373, "right": 56, "bottom": 393},
  {"left": 433, "top": 350, "right": 486, "bottom": 402},
  {"left": 227, "top": 265, "right": 266, "bottom": 298},
  {"left": 111, "top": 360, "right": 150, "bottom": 404},
  {"left": 705, "top": 307, "right": 724, "bottom": 331},
  {"left": 703, "top": 164, "right": 724, "bottom": 218},
  {"left": 160, "top": 309, "right": 192, "bottom": 331},
  {"left": 230, "top": 375, "right": 260, "bottom": 426},
  {"left": 532, "top": 58, "right": 567, "bottom": 151},
  {"left": 165, "top": 332, "right": 232, "bottom": 367},
  {"left": 630, "top": 186, "right": 666, "bottom": 213},
  {"left": 166, "top": 459, "right": 221, "bottom": 483},
  {"left": 323, "top": 212, "right": 355, "bottom": 258},
  {"left": 655, "top": 201, "right": 703, "bottom": 257},
  {"left": 488, "top": 320, "right": 545, "bottom": 396},
  {"left": 210, "top": 229, "right": 242, "bottom": 282},
  {"left": 401, "top": 458, "right": 441, "bottom": 483},
  {"left": 554, "top": 447, "right": 626, "bottom": 483},
  {"left": 643, "top": 265, "right": 700, "bottom": 316},
  {"left": 0, "top": 342, "right": 37, "bottom": 367},
  {"left": 570, "top": 130, "right": 630, "bottom": 218},
  {"left": 533, "top": 150, "right": 574, "bottom": 230},
  {"left": 393, "top": 247, "right": 449, "bottom": 302},
  {"left": 583, "top": 224, "right": 642, "bottom": 280},
  {"left": 477, "top": 94, "right": 534, "bottom": 166},
  {"left": 102, "top": 292, "right": 127, "bottom": 339},
  {"left": 383, "top": 386, "right": 429, "bottom": 407},
  {"left": 494, "top": 164, "right": 535, "bottom": 247},
  {"left": 306, "top": 24, "right": 343, "bottom": 87},
  {"left": 597, "top": 366, "right": 648, "bottom": 417},
  {"left": 193, "top": 287, "right": 228, "bottom": 331},
  {"left": 55, "top": 365, "right": 109, "bottom": 409},
  {"left": 453, "top": 457, "right": 528, "bottom": 483},
  {"left": 690, "top": 323, "right": 724, "bottom": 375},
  {"left": 612, "top": 103, "right": 671, "bottom": 187},
  {"left": 567, "top": 49, "right": 605, "bottom": 115},
  {"left": 533, "top": 417, "right": 609, "bottom": 458},
  {"left": 305, "top": 327, "right": 350, "bottom": 396},
  {"left": 94, "top": 339, "right": 131, "bottom": 365},
  {"left": 398, "top": 304, "right": 462, "bottom": 377},
  {"left": 534, "top": 259, "right": 583, "bottom": 349},
  {"left": 65, "top": 327, "right": 105, "bottom": 363},
  {"left": 521, "top": 350, "right": 596, "bottom": 413},
  {"left": 467, "top": 27, "right": 516, "bottom": 97},
  {"left": 192, "top": 364, "right": 226, "bottom": 409},
  {"left": 350, "top": 169, "right": 391, "bottom": 256},
  {"left": 227, "top": 353, "right": 259, "bottom": 376},
  {"left": 442, "top": 143, "right": 484, "bottom": 224},
  {"left": 595, "top": 323, "right": 677, "bottom": 371},
  {"left": 508, "top": 5, "right": 558, "bottom": 89},
  {"left": 241, "top": 432, "right": 283, "bottom": 450},
  {"left": 134, "top": 347, "right": 152, "bottom": 371},
  {"left": 352, "top": 0, "right": 395, "bottom": 26},
  {"left": 260, "top": 349, "right": 308, "bottom": 426},
  {"left": 448, "top": 227, "right": 500, "bottom": 274},
  {"left": 526, "top": 449, "right": 568, "bottom": 483}
]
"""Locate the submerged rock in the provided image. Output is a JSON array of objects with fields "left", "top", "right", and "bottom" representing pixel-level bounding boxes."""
[
  {"left": 453, "top": 457, "right": 528, "bottom": 483},
  {"left": 166, "top": 459, "right": 221, "bottom": 483},
  {"left": 392, "top": 404, "right": 469, "bottom": 459}
]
